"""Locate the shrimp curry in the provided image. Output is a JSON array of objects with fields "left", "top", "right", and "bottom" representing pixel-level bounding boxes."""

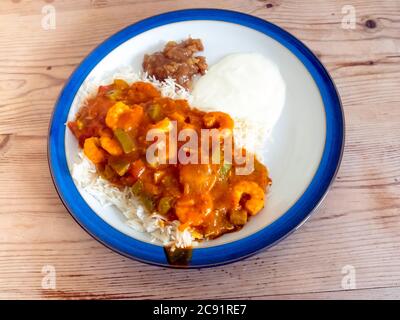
[{"left": 68, "top": 80, "right": 271, "bottom": 240}]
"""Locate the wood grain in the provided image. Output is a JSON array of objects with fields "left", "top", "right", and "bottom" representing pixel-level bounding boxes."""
[{"left": 0, "top": 0, "right": 399, "bottom": 300}]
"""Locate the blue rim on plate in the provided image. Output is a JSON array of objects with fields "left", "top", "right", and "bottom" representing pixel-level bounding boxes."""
[{"left": 48, "top": 9, "right": 345, "bottom": 268}]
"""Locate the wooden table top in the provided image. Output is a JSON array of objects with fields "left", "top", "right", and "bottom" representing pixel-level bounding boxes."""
[{"left": 0, "top": 0, "right": 399, "bottom": 300}]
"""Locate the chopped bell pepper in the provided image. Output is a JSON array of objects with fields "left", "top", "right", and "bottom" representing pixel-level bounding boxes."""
[
  {"left": 106, "top": 89, "right": 122, "bottom": 101},
  {"left": 229, "top": 209, "right": 248, "bottom": 226},
  {"left": 141, "top": 194, "right": 155, "bottom": 212},
  {"left": 158, "top": 196, "right": 174, "bottom": 215},
  {"left": 131, "top": 180, "right": 144, "bottom": 196},
  {"left": 147, "top": 103, "right": 164, "bottom": 122},
  {"left": 114, "top": 128, "right": 136, "bottom": 153},
  {"left": 130, "top": 159, "right": 146, "bottom": 179},
  {"left": 108, "top": 157, "right": 130, "bottom": 176},
  {"left": 218, "top": 163, "right": 232, "bottom": 180},
  {"left": 113, "top": 79, "right": 129, "bottom": 90}
]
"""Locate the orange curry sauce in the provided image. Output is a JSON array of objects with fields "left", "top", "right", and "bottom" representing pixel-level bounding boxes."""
[{"left": 68, "top": 80, "right": 271, "bottom": 240}]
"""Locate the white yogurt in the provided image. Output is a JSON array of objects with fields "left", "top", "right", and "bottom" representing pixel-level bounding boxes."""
[{"left": 192, "top": 53, "right": 286, "bottom": 153}]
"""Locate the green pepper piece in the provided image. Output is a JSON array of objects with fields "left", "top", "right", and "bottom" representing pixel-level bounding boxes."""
[
  {"left": 102, "top": 164, "right": 117, "bottom": 180},
  {"left": 106, "top": 89, "right": 122, "bottom": 101},
  {"left": 113, "top": 79, "right": 129, "bottom": 90},
  {"left": 141, "top": 194, "right": 155, "bottom": 212},
  {"left": 114, "top": 128, "right": 136, "bottom": 153},
  {"left": 164, "top": 245, "right": 192, "bottom": 266},
  {"left": 218, "top": 163, "right": 232, "bottom": 180},
  {"left": 131, "top": 180, "right": 143, "bottom": 196},
  {"left": 109, "top": 157, "right": 130, "bottom": 176},
  {"left": 229, "top": 209, "right": 248, "bottom": 226},
  {"left": 131, "top": 180, "right": 155, "bottom": 211},
  {"left": 147, "top": 103, "right": 164, "bottom": 122},
  {"left": 158, "top": 196, "right": 174, "bottom": 215}
]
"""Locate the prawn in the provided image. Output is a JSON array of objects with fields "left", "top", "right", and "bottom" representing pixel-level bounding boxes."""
[
  {"left": 175, "top": 193, "right": 213, "bottom": 230},
  {"left": 179, "top": 164, "right": 216, "bottom": 194},
  {"left": 83, "top": 137, "right": 106, "bottom": 164},
  {"left": 99, "top": 136, "right": 123, "bottom": 156},
  {"left": 105, "top": 102, "right": 143, "bottom": 130},
  {"left": 150, "top": 117, "right": 173, "bottom": 132},
  {"left": 203, "top": 112, "right": 234, "bottom": 138},
  {"left": 231, "top": 181, "right": 265, "bottom": 215}
]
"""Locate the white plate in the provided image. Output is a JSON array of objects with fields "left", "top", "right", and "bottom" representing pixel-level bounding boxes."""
[{"left": 49, "top": 9, "right": 344, "bottom": 267}]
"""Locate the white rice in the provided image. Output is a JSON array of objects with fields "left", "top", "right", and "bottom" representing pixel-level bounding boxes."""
[
  {"left": 75, "top": 67, "right": 192, "bottom": 104},
  {"left": 71, "top": 70, "right": 195, "bottom": 248},
  {"left": 72, "top": 151, "right": 193, "bottom": 248}
]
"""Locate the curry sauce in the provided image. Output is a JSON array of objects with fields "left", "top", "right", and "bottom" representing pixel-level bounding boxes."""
[{"left": 68, "top": 80, "right": 271, "bottom": 242}]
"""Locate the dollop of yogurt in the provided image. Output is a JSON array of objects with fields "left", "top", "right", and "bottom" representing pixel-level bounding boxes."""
[{"left": 192, "top": 53, "right": 286, "bottom": 151}]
